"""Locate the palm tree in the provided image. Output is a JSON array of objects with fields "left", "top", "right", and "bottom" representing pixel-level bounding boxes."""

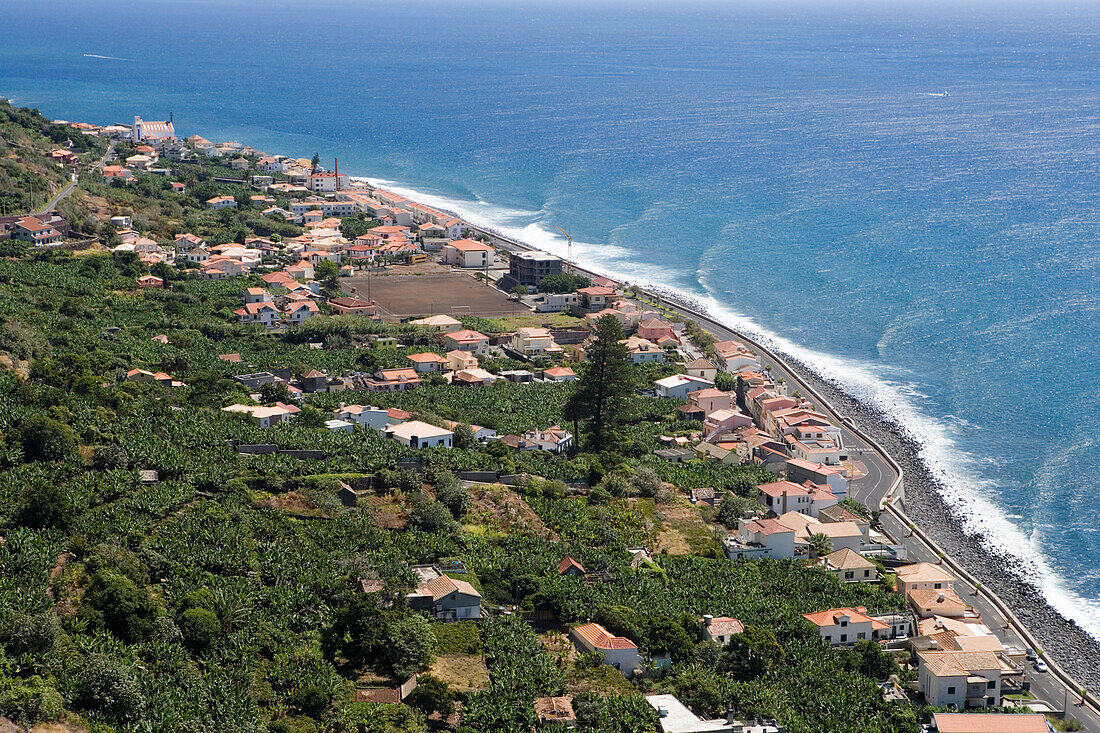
[{"left": 808, "top": 532, "right": 831, "bottom": 559}]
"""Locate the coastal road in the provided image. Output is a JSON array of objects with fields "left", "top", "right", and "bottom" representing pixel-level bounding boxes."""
[
  {"left": 473, "top": 224, "right": 1100, "bottom": 730},
  {"left": 878, "top": 508, "right": 1100, "bottom": 729}
]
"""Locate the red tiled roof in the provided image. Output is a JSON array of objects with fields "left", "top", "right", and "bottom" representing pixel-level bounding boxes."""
[
  {"left": 572, "top": 622, "right": 636, "bottom": 651},
  {"left": 802, "top": 607, "right": 888, "bottom": 631},
  {"left": 558, "top": 557, "right": 585, "bottom": 575}
]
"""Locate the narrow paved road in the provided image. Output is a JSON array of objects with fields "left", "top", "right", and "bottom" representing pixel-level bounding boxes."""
[
  {"left": 34, "top": 174, "right": 77, "bottom": 215},
  {"left": 34, "top": 139, "right": 115, "bottom": 216}
]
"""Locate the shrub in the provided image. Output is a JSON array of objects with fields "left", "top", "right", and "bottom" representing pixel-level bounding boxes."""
[
  {"left": 409, "top": 500, "right": 457, "bottom": 534},
  {"left": 631, "top": 467, "right": 663, "bottom": 498},
  {"left": 2, "top": 612, "right": 58, "bottom": 656},
  {"left": 384, "top": 614, "right": 435, "bottom": 679},
  {"left": 91, "top": 443, "right": 129, "bottom": 470},
  {"left": 179, "top": 607, "right": 220, "bottom": 653},
  {"left": 435, "top": 483, "right": 469, "bottom": 519},
  {"left": 291, "top": 684, "right": 331, "bottom": 718},
  {"left": 405, "top": 675, "right": 453, "bottom": 719},
  {"left": 72, "top": 654, "right": 147, "bottom": 724},
  {"left": 0, "top": 676, "right": 64, "bottom": 725},
  {"left": 15, "top": 481, "right": 73, "bottom": 530},
  {"left": 16, "top": 415, "right": 77, "bottom": 461},
  {"left": 80, "top": 569, "right": 157, "bottom": 643}
]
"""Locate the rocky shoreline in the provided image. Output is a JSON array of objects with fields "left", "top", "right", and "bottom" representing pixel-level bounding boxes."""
[
  {"left": 467, "top": 217, "right": 1100, "bottom": 688},
  {"left": 776, "top": 352, "right": 1100, "bottom": 689}
]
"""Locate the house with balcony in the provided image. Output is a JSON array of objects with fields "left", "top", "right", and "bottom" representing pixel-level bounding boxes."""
[
  {"left": 803, "top": 607, "right": 889, "bottom": 646},
  {"left": 621, "top": 336, "right": 665, "bottom": 364},
  {"left": 444, "top": 329, "right": 490, "bottom": 355},
  {"left": 724, "top": 517, "right": 796, "bottom": 560},
  {"left": 234, "top": 301, "right": 281, "bottom": 328},
  {"left": 511, "top": 327, "right": 562, "bottom": 357}
]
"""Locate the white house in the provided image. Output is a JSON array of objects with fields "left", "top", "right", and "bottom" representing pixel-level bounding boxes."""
[
  {"left": 234, "top": 302, "right": 281, "bottom": 328},
  {"left": 684, "top": 357, "right": 717, "bottom": 381},
  {"left": 517, "top": 426, "right": 573, "bottom": 453},
  {"left": 757, "top": 481, "right": 813, "bottom": 516},
  {"left": 621, "top": 336, "right": 665, "bottom": 364},
  {"left": 406, "top": 352, "right": 449, "bottom": 373},
  {"left": 221, "top": 403, "right": 297, "bottom": 428},
  {"left": 803, "top": 606, "right": 888, "bottom": 646},
  {"left": 283, "top": 300, "right": 319, "bottom": 325},
  {"left": 309, "top": 170, "right": 349, "bottom": 193},
  {"left": 724, "top": 517, "right": 796, "bottom": 560},
  {"left": 570, "top": 623, "right": 640, "bottom": 673},
  {"left": 654, "top": 374, "right": 714, "bottom": 399},
  {"left": 384, "top": 420, "right": 454, "bottom": 449},
  {"left": 406, "top": 566, "right": 481, "bottom": 622},
  {"left": 699, "top": 615, "right": 743, "bottom": 646},
  {"left": 441, "top": 238, "right": 493, "bottom": 268},
  {"left": 819, "top": 548, "right": 878, "bottom": 584},
  {"left": 206, "top": 196, "right": 237, "bottom": 210},
  {"left": 333, "top": 404, "right": 393, "bottom": 431},
  {"left": 917, "top": 651, "right": 1002, "bottom": 709}
]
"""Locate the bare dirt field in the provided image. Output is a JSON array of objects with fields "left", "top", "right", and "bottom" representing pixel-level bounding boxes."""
[{"left": 345, "top": 270, "right": 519, "bottom": 318}]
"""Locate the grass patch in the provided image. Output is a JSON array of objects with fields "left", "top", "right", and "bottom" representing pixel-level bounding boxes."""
[
  {"left": 429, "top": 653, "right": 490, "bottom": 694},
  {"left": 432, "top": 620, "right": 482, "bottom": 655}
]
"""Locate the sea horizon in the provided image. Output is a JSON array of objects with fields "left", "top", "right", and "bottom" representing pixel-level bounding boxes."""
[{"left": 1, "top": 0, "right": 1098, "bottom": 640}]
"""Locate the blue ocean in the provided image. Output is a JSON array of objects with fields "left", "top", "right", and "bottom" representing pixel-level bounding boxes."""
[{"left": 2, "top": 0, "right": 1097, "bottom": 635}]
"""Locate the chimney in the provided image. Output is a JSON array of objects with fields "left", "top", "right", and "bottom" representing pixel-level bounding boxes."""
[{"left": 703, "top": 614, "right": 713, "bottom": 627}]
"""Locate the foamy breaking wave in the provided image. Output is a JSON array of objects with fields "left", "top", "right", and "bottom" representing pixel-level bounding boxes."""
[{"left": 354, "top": 173, "right": 1100, "bottom": 639}]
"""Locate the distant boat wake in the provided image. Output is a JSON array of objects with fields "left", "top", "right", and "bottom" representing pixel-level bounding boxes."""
[
  {"left": 84, "top": 53, "right": 130, "bottom": 61},
  {"left": 921, "top": 91, "right": 951, "bottom": 97}
]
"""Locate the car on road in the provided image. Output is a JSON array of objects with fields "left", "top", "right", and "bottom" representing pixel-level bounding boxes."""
[
  {"left": 1033, "top": 659, "right": 1048, "bottom": 673},
  {"left": 1026, "top": 648, "right": 1037, "bottom": 661}
]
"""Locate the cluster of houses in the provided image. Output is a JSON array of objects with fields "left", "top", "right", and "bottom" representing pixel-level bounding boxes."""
[
  {"left": 797, "top": 559, "right": 1030, "bottom": 711},
  {"left": 233, "top": 285, "right": 319, "bottom": 328}
]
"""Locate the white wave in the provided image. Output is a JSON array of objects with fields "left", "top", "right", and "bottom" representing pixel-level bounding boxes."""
[
  {"left": 350, "top": 171, "right": 1100, "bottom": 639},
  {"left": 83, "top": 53, "right": 130, "bottom": 61}
]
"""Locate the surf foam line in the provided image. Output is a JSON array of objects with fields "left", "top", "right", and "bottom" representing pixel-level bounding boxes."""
[{"left": 352, "top": 174, "right": 1100, "bottom": 640}]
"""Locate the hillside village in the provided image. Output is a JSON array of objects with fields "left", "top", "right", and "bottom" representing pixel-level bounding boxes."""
[{"left": 0, "top": 103, "right": 1076, "bottom": 733}]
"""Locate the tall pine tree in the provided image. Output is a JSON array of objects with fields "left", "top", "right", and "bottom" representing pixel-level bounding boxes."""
[{"left": 564, "top": 314, "right": 634, "bottom": 453}]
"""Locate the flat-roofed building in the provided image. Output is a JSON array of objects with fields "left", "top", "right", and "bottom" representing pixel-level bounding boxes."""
[{"left": 509, "top": 249, "right": 563, "bottom": 286}]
